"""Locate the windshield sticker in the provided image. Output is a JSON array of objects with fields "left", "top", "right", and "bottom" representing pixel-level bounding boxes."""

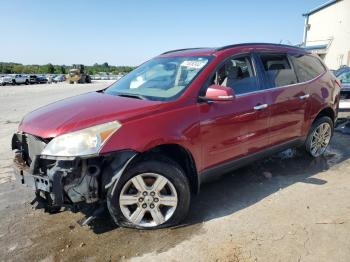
[{"left": 180, "top": 60, "right": 207, "bottom": 69}]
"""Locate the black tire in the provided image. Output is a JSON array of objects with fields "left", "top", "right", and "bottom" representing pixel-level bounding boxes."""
[
  {"left": 305, "top": 116, "right": 333, "bottom": 157},
  {"left": 12, "top": 80, "right": 16, "bottom": 85},
  {"left": 69, "top": 81, "right": 74, "bottom": 84},
  {"left": 25, "top": 79, "right": 29, "bottom": 85},
  {"left": 107, "top": 157, "right": 191, "bottom": 229}
]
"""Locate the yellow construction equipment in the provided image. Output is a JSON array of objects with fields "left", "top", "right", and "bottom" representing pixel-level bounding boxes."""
[{"left": 67, "top": 64, "right": 91, "bottom": 84}]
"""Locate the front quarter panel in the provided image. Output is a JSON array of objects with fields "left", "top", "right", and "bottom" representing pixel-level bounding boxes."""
[{"left": 99, "top": 102, "right": 203, "bottom": 170}]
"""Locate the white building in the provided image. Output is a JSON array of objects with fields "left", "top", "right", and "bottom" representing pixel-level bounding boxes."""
[{"left": 303, "top": 0, "right": 350, "bottom": 69}]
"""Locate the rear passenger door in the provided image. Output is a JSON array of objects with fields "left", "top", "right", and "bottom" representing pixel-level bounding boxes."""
[{"left": 256, "top": 53, "right": 309, "bottom": 145}]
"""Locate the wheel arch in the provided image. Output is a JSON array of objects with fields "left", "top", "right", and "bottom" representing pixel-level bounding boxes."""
[
  {"left": 313, "top": 106, "right": 335, "bottom": 125},
  {"left": 130, "top": 143, "right": 200, "bottom": 195}
]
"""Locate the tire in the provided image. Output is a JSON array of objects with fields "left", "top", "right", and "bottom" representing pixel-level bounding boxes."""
[
  {"left": 12, "top": 80, "right": 16, "bottom": 85},
  {"left": 69, "top": 81, "right": 74, "bottom": 84},
  {"left": 25, "top": 80, "right": 29, "bottom": 85},
  {"left": 107, "top": 157, "right": 191, "bottom": 229},
  {"left": 305, "top": 116, "right": 333, "bottom": 157}
]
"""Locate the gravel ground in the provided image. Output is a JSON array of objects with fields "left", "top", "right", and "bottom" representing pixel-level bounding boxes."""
[{"left": 0, "top": 82, "right": 350, "bottom": 261}]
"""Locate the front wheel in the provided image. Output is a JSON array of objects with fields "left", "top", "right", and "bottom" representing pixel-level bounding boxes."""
[
  {"left": 305, "top": 116, "right": 333, "bottom": 157},
  {"left": 107, "top": 158, "right": 190, "bottom": 229}
]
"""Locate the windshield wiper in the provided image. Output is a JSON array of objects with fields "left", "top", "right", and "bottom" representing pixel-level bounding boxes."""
[{"left": 116, "top": 93, "right": 147, "bottom": 100}]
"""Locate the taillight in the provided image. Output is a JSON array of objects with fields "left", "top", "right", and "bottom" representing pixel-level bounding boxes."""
[{"left": 335, "top": 79, "right": 342, "bottom": 88}]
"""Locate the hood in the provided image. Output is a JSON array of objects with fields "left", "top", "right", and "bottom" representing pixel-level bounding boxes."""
[{"left": 19, "top": 91, "right": 162, "bottom": 138}]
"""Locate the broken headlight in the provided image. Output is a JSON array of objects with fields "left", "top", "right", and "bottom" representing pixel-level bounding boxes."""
[{"left": 41, "top": 121, "right": 121, "bottom": 157}]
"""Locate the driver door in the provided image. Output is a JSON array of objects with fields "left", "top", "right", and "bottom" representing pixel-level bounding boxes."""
[{"left": 198, "top": 54, "right": 270, "bottom": 171}]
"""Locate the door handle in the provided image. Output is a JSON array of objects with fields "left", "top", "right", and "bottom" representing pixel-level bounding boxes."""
[
  {"left": 299, "top": 94, "right": 310, "bottom": 100},
  {"left": 254, "top": 104, "right": 268, "bottom": 110}
]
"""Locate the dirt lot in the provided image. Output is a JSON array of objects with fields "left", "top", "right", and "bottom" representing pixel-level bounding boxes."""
[{"left": 0, "top": 82, "right": 350, "bottom": 261}]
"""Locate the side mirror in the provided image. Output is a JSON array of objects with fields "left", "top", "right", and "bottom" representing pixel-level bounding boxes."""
[{"left": 202, "top": 84, "right": 235, "bottom": 102}]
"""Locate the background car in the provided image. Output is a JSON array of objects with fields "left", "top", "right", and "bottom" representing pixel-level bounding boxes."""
[
  {"left": 0, "top": 75, "right": 13, "bottom": 86},
  {"left": 28, "top": 75, "right": 38, "bottom": 84},
  {"left": 10, "top": 74, "right": 29, "bottom": 85},
  {"left": 36, "top": 75, "right": 48, "bottom": 84},
  {"left": 53, "top": 75, "right": 66, "bottom": 83},
  {"left": 335, "top": 66, "right": 350, "bottom": 99}
]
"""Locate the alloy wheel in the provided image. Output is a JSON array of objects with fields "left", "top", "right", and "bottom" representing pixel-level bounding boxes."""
[
  {"left": 119, "top": 173, "right": 178, "bottom": 227},
  {"left": 310, "top": 122, "right": 332, "bottom": 157}
]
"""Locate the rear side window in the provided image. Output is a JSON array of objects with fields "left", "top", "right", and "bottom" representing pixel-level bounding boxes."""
[
  {"left": 290, "top": 54, "right": 326, "bottom": 82},
  {"left": 259, "top": 53, "right": 298, "bottom": 88}
]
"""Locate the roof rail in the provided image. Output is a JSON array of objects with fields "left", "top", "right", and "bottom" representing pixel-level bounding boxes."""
[
  {"left": 161, "top": 47, "right": 208, "bottom": 55},
  {"left": 216, "top": 43, "right": 305, "bottom": 51}
]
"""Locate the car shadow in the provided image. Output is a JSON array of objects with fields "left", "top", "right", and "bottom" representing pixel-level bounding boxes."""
[{"left": 185, "top": 132, "right": 350, "bottom": 225}]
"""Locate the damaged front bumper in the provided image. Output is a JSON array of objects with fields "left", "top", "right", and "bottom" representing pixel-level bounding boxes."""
[{"left": 12, "top": 132, "right": 136, "bottom": 211}]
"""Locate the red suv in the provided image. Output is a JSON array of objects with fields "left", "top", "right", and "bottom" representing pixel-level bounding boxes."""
[{"left": 12, "top": 43, "right": 340, "bottom": 229}]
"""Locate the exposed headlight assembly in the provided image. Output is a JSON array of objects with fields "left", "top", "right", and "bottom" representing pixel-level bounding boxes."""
[{"left": 41, "top": 121, "right": 121, "bottom": 157}]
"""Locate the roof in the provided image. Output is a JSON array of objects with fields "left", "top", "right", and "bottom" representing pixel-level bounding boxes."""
[
  {"left": 160, "top": 43, "right": 305, "bottom": 57},
  {"left": 303, "top": 0, "right": 341, "bottom": 16}
]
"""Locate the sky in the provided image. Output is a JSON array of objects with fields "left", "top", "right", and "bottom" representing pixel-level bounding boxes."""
[{"left": 0, "top": 0, "right": 327, "bottom": 66}]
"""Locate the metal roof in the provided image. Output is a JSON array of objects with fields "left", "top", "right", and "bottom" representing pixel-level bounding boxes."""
[{"left": 303, "top": 0, "right": 341, "bottom": 16}]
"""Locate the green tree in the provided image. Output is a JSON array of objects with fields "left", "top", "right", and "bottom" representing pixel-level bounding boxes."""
[
  {"left": 47, "top": 63, "right": 55, "bottom": 74},
  {"left": 60, "top": 66, "right": 66, "bottom": 74}
]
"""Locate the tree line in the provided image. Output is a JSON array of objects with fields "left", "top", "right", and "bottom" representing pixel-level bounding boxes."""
[{"left": 0, "top": 62, "right": 135, "bottom": 75}]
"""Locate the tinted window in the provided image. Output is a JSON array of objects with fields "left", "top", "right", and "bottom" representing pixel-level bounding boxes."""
[
  {"left": 259, "top": 54, "right": 298, "bottom": 88},
  {"left": 212, "top": 55, "right": 258, "bottom": 95},
  {"left": 290, "top": 54, "right": 326, "bottom": 82}
]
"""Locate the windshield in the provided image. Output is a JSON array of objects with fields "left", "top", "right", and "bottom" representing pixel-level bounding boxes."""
[{"left": 105, "top": 56, "right": 211, "bottom": 101}]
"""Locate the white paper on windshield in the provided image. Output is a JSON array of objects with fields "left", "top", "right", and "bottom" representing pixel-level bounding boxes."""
[{"left": 180, "top": 60, "right": 207, "bottom": 69}]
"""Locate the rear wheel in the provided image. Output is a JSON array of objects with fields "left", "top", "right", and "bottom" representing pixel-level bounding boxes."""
[
  {"left": 305, "top": 116, "right": 333, "bottom": 157},
  {"left": 107, "top": 158, "right": 190, "bottom": 229},
  {"left": 25, "top": 79, "right": 29, "bottom": 85}
]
